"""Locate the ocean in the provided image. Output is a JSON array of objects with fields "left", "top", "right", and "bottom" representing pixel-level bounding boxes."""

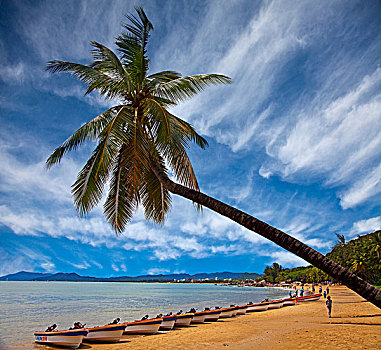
[{"left": 0, "top": 281, "right": 289, "bottom": 349}]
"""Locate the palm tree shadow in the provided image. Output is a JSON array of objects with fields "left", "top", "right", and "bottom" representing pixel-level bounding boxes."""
[{"left": 332, "top": 313, "right": 381, "bottom": 318}]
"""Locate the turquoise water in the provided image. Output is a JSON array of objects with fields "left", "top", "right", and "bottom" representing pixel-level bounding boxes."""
[{"left": 0, "top": 281, "right": 288, "bottom": 349}]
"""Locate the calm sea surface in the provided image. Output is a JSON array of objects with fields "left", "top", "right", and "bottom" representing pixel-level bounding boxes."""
[{"left": 0, "top": 281, "right": 289, "bottom": 349}]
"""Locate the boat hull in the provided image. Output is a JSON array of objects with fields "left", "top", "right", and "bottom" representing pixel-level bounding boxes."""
[
  {"left": 123, "top": 318, "right": 162, "bottom": 334},
  {"left": 246, "top": 303, "right": 269, "bottom": 312},
  {"left": 191, "top": 312, "right": 207, "bottom": 323},
  {"left": 236, "top": 306, "right": 247, "bottom": 315},
  {"left": 34, "top": 329, "right": 87, "bottom": 348},
  {"left": 160, "top": 316, "right": 177, "bottom": 330},
  {"left": 174, "top": 314, "right": 193, "bottom": 327},
  {"left": 218, "top": 307, "right": 236, "bottom": 318},
  {"left": 267, "top": 300, "right": 284, "bottom": 309},
  {"left": 282, "top": 298, "right": 297, "bottom": 306},
  {"left": 297, "top": 293, "right": 321, "bottom": 302},
  {"left": 204, "top": 310, "right": 221, "bottom": 322},
  {"left": 84, "top": 324, "right": 125, "bottom": 342}
]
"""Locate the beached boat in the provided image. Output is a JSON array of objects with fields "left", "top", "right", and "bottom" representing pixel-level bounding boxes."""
[
  {"left": 191, "top": 311, "right": 208, "bottom": 323},
  {"left": 203, "top": 309, "right": 221, "bottom": 322},
  {"left": 187, "top": 308, "right": 207, "bottom": 323},
  {"left": 236, "top": 305, "right": 248, "bottom": 315},
  {"left": 34, "top": 328, "right": 88, "bottom": 348},
  {"left": 174, "top": 313, "right": 194, "bottom": 326},
  {"left": 246, "top": 302, "right": 269, "bottom": 312},
  {"left": 84, "top": 323, "right": 126, "bottom": 342},
  {"left": 297, "top": 293, "right": 321, "bottom": 302},
  {"left": 123, "top": 317, "right": 162, "bottom": 334},
  {"left": 216, "top": 306, "right": 236, "bottom": 318},
  {"left": 267, "top": 299, "right": 284, "bottom": 309},
  {"left": 159, "top": 315, "right": 177, "bottom": 330},
  {"left": 282, "top": 297, "right": 297, "bottom": 306},
  {"left": 231, "top": 305, "right": 239, "bottom": 316}
]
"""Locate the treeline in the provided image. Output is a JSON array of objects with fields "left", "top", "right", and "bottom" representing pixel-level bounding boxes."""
[{"left": 259, "top": 230, "right": 381, "bottom": 285}]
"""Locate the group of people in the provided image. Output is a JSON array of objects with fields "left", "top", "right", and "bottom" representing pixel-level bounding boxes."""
[{"left": 289, "top": 284, "right": 332, "bottom": 318}]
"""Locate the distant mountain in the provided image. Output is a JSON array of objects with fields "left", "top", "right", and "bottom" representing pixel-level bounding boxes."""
[
  {"left": 0, "top": 271, "right": 261, "bottom": 282},
  {"left": 0, "top": 271, "right": 53, "bottom": 281},
  {"left": 233, "top": 272, "right": 261, "bottom": 280},
  {"left": 33, "top": 273, "right": 99, "bottom": 282}
]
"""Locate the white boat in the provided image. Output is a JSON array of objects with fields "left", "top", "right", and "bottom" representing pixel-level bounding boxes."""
[
  {"left": 236, "top": 305, "right": 248, "bottom": 315},
  {"left": 191, "top": 311, "right": 207, "bottom": 323},
  {"left": 217, "top": 306, "right": 235, "bottom": 318},
  {"left": 174, "top": 313, "right": 194, "bottom": 326},
  {"left": 203, "top": 309, "right": 221, "bottom": 322},
  {"left": 84, "top": 323, "right": 126, "bottom": 342},
  {"left": 246, "top": 302, "right": 269, "bottom": 312},
  {"left": 34, "top": 328, "right": 88, "bottom": 348},
  {"left": 282, "top": 297, "right": 297, "bottom": 306},
  {"left": 160, "top": 315, "right": 177, "bottom": 330},
  {"left": 123, "top": 317, "right": 162, "bottom": 334},
  {"left": 267, "top": 299, "right": 284, "bottom": 309},
  {"left": 297, "top": 293, "right": 321, "bottom": 302},
  {"left": 231, "top": 306, "right": 239, "bottom": 316}
]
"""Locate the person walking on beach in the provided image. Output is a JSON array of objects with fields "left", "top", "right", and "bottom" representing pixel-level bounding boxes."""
[
  {"left": 319, "top": 286, "right": 322, "bottom": 293},
  {"left": 323, "top": 290, "right": 327, "bottom": 298},
  {"left": 326, "top": 296, "right": 332, "bottom": 317},
  {"left": 326, "top": 286, "right": 330, "bottom": 295}
]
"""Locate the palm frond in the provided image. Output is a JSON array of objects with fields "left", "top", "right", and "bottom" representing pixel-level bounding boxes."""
[
  {"left": 104, "top": 146, "right": 138, "bottom": 233},
  {"left": 89, "top": 41, "right": 134, "bottom": 93},
  {"left": 46, "top": 60, "right": 126, "bottom": 100},
  {"left": 141, "top": 156, "right": 171, "bottom": 224},
  {"left": 71, "top": 136, "right": 117, "bottom": 216},
  {"left": 153, "top": 74, "right": 231, "bottom": 103},
  {"left": 121, "top": 6, "right": 153, "bottom": 48},
  {"left": 71, "top": 108, "right": 129, "bottom": 215},
  {"left": 147, "top": 71, "right": 182, "bottom": 87},
  {"left": 116, "top": 7, "right": 152, "bottom": 88},
  {"left": 46, "top": 107, "right": 120, "bottom": 168}
]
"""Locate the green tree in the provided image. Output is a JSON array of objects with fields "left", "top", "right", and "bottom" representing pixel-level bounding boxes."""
[{"left": 46, "top": 7, "right": 381, "bottom": 308}]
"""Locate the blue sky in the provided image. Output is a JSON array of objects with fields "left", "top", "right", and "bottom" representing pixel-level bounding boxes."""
[{"left": 1, "top": 0, "right": 380, "bottom": 277}]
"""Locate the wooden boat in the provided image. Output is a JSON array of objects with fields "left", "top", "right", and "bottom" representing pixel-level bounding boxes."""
[
  {"left": 34, "top": 328, "right": 88, "bottom": 348},
  {"left": 297, "top": 293, "right": 321, "bottom": 302},
  {"left": 123, "top": 317, "right": 162, "bottom": 334},
  {"left": 186, "top": 308, "right": 207, "bottom": 323},
  {"left": 236, "top": 305, "right": 248, "bottom": 315},
  {"left": 84, "top": 323, "right": 126, "bottom": 342},
  {"left": 246, "top": 301, "right": 269, "bottom": 312},
  {"left": 282, "top": 297, "right": 297, "bottom": 306},
  {"left": 160, "top": 315, "right": 177, "bottom": 330},
  {"left": 174, "top": 313, "right": 194, "bottom": 327},
  {"left": 203, "top": 308, "right": 221, "bottom": 322},
  {"left": 216, "top": 306, "right": 235, "bottom": 318},
  {"left": 267, "top": 299, "right": 284, "bottom": 309},
  {"left": 231, "top": 305, "right": 239, "bottom": 316}
]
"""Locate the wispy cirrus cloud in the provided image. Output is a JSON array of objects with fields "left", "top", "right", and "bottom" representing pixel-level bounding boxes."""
[
  {"left": 155, "top": 0, "right": 381, "bottom": 210},
  {"left": 350, "top": 216, "right": 381, "bottom": 237}
]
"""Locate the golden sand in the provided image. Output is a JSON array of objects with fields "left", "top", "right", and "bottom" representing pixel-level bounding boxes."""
[{"left": 86, "top": 286, "right": 381, "bottom": 350}]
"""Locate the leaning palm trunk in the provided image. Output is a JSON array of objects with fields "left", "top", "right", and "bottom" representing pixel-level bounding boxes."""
[{"left": 150, "top": 159, "right": 381, "bottom": 309}]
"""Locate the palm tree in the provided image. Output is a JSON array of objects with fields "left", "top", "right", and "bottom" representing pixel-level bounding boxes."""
[{"left": 46, "top": 7, "right": 381, "bottom": 308}]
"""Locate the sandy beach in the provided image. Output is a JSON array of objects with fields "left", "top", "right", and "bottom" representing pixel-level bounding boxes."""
[{"left": 86, "top": 286, "right": 381, "bottom": 350}]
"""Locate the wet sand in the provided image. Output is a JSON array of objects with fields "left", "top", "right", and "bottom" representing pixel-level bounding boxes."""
[{"left": 85, "top": 286, "right": 381, "bottom": 350}]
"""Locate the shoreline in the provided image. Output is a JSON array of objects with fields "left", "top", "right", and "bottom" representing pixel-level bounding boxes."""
[{"left": 86, "top": 286, "right": 380, "bottom": 350}]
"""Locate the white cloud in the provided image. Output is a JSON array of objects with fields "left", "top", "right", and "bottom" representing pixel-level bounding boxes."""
[
  {"left": 269, "top": 251, "right": 308, "bottom": 267},
  {"left": 147, "top": 268, "right": 170, "bottom": 275},
  {"left": 350, "top": 216, "right": 381, "bottom": 237},
  {"left": 41, "top": 262, "right": 55, "bottom": 272},
  {"left": 339, "top": 163, "right": 381, "bottom": 209}
]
